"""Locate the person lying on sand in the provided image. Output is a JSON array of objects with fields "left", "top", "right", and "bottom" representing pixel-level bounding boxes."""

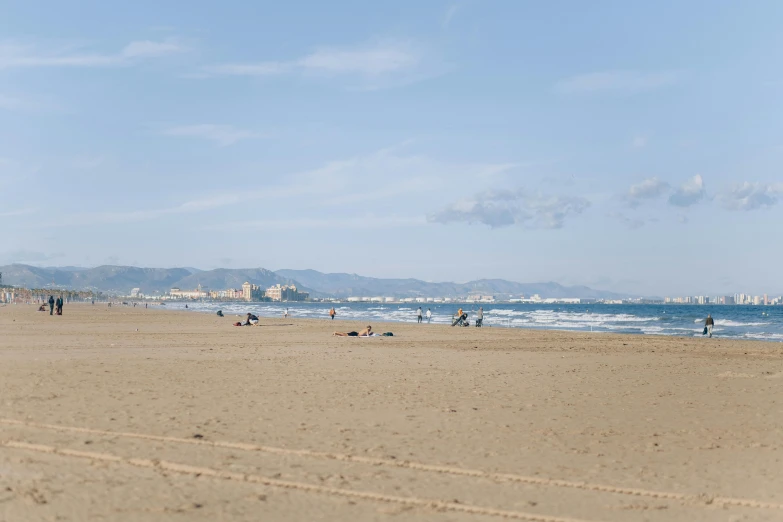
[{"left": 333, "top": 325, "right": 372, "bottom": 337}]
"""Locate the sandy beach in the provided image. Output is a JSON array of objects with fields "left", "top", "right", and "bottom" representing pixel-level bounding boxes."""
[{"left": 1, "top": 304, "right": 782, "bottom": 522}]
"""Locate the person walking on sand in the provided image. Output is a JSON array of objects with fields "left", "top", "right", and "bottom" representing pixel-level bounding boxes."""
[
  {"left": 417, "top": 307, "right": 423, "bottom": 323},
  {"left": 329, "top": 307, "right": 336, "bottom": 320},
  {"left": 48, "top": 295, "right": 55, "bottom": 315},
  {"left": 705, "top": 314, "right": 715, "bottom": 338},
  {"left": 426, "top": 308, "right": 432, "bottom": 323}
]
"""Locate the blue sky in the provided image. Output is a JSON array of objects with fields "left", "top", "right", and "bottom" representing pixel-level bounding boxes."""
[{"left": 1, "top": 1, "right": 782, "bottom": 296}]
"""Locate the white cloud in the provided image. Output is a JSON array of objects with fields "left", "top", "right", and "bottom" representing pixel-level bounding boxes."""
[
  {"left": 668, "top": 174, "right": 706, "bottom": 207},
  {"left": 718, "top": 182, "right": 783, "bottom": 211},
  {"left": 428, "top": 189, "right": 590, "bottom": 229},
  {"left": 555, "top": 70, "right": 678, "bottom": 94},
  {"left": 298, "top": 42, "right": 419, "bottom": 75},
  {"left": 625, "top": 177, "right": 670, "bottom": 208},
  {"left": 122, "top": 38, "right": 186, "bottom": 58},
  {"left": 162, "top": 124, "right": 264, "bottom": 146},
  {"left": 203, "top": 40, "right": 441, "bottom": 89},
  {"left": 0, "top": 38, "right": 187, "bottom": 70},
  {"left": 631, "top": 135, "right": 647, "bottom": 149}
]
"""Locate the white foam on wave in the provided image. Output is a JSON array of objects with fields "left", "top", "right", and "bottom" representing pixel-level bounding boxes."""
[{"left": 693, "top": 318, "right": 769, "bottom": 327}]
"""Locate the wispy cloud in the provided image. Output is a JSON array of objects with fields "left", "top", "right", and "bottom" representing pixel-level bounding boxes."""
[
  {"left": 32, "top": 147, "right": 536, "bottom": 230},
  {"left": 0, "top": 38, "right": 187, "bottom": 70},
  {"left": 0, "top": 94, "right": 24, "bottom": 110},
  {"left": 162, "top": 124, "right": 264, "bottom": 146},
  {"left": 624, "top": 177, "right": 670, "bottom": 208},
  {"left": 555, "top": 70, "right": 678, "bottom": 94},
  {"left": 668, "top": 174, "right": 706, "bottom": 207},
  {"left": 717, "top": 182, "right": 783, "bottom": 211},
  {"left": 442, "top": 4, "right": 461, "bottom": 28},
  {"left": 428, "top": 189, "right": 590, "bottom": 229},
  {"left": 203, "top": 39, "right": 442, "bottom": 90},
  {"left": 206, "top": 215, "right": 425, "bottom": 231},
  {"left": 121, "top": 38, "right": 186, "bottom": 58},
  {"left": 0, "top": 207, "right": 37, "bottom": 218}
]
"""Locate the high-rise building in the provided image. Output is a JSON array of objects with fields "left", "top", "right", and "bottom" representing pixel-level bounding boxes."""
[
  {"left": 764, "top": 294, "right": 769, "bottom": 305},
  {"left": 753, "top": 295, "right": 762, "bottom": 306}
]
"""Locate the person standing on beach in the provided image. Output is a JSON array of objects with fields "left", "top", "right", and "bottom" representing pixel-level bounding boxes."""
[
  {"left": 705, "top": 314, "right": 715, "bottom": 338},
  {"left": 426, "top": 308, "right": 432, "bottom": 323},
  {"left": 284, "top": 307, "right": 289, "bottom": 318},
  {"left": 48, "top": 295, "right": 55, "bottom": 315},
  {"left": 329, "top": 307, "right": 336, "bottom": 320},
  {"left": 417, "top": 307, "right": 423, "bottom": 323}
]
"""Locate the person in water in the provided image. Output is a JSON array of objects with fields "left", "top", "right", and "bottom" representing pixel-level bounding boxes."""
[
  {"left": 705, "top": 314, "right": 715, "bottom": 338},
  {"left": 333, "top": 325, "right": 373, "bottom": 337}
]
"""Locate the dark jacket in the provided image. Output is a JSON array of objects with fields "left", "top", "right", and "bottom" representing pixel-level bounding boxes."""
[{"left": 705, "top": 317, "right": 714, "bottom": 326}]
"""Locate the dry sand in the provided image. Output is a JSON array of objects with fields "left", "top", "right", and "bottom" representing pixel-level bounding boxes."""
[{"left": 1, "top": 304, "right": 782, "bottom": 522}]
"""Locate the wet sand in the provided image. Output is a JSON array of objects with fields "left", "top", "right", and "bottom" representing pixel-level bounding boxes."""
[{"left": 1, "top": 304, "right": 782, "bottom": 522}]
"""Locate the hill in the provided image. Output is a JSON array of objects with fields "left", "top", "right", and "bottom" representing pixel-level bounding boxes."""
[
  {"left": 0, "top": 265, "right": 314, "bottom": 296},
  {"left": 1, "top": 264, "right": 629, "bottom": 299},
  {"left": 275, "top": 269, "right": 629, "bottom": 299}
]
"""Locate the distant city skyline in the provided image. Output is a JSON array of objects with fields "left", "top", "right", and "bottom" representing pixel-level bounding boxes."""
[{"left": 1, "top": 1, "right": 782, "bottom": 296}]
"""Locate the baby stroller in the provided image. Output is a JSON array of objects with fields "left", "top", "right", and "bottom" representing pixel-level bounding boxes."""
[{"left": 451, "top": 313, "right": 469, "bottom": 327}]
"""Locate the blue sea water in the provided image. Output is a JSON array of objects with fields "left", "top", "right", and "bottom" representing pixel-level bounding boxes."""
[{"left": 165, "top": 302, "right": 783, "bottom": 342}]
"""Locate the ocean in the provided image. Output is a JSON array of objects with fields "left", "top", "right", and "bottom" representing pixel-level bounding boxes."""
[{"left": 164, "top": 302, "right": 783, "bottom": 342}]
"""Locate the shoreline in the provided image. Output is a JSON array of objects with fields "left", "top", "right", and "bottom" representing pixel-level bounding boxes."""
[{"left": 150, "top": 301, "right": 783, "bottom": 343}]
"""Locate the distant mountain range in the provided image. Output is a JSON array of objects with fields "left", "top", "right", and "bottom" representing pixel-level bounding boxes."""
[{"left": 0, "top": 264, "right": 630, "bottom": 300}]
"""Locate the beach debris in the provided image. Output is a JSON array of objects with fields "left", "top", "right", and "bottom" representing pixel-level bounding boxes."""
[{"left": 193, "top": 433, "right": 204, "bottom": 439}]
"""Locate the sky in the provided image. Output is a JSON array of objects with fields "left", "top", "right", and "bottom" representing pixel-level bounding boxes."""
[{"left": 1, "top": 0, "right": 782, "bottom": 297}]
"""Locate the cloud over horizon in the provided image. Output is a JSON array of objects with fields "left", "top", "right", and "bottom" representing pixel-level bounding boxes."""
[
  {"left": 428, "top": 189, "right": 590, "bottom": 229},
  {"left": 625, "top": 177, "right": 670, "bottom": 208},
  {"left": 668, "top": 174, "right": 706, "bottom": 207},
  {"left": 718, "top": 182, "right": 782, "bottom": 211}
]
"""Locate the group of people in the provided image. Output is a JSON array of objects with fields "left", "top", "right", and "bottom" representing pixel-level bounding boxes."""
[
  {"left": 39, "top": 295, "right": 64, "bottom": 315},
  {"left": 416, "top": 307, "right": 433, "bottom": 323}
]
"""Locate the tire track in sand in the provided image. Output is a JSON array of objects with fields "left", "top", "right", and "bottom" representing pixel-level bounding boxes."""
[
  {"left": 1, "top": 417, "right": 781, "bottom": 511},
  {"left": 2, "top": 440, "right": 592, "bottom": 522}
]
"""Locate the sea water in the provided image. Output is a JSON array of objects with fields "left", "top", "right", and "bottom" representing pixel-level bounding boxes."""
[{"left": 165, "top": 302, "right": 783, "bottom": 342}]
